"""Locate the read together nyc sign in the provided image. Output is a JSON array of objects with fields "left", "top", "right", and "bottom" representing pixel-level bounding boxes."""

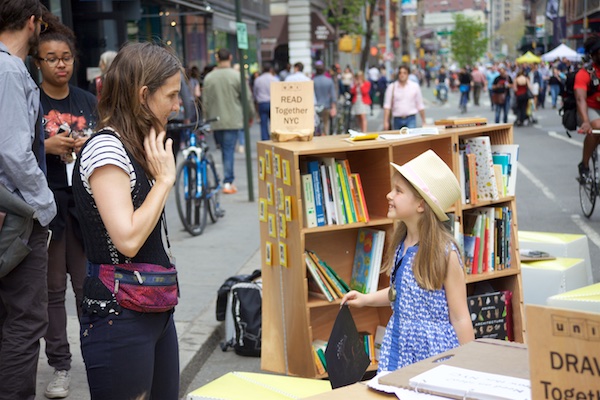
[{"left": 270, "top": 81, "right": 314, "bottom": 134}]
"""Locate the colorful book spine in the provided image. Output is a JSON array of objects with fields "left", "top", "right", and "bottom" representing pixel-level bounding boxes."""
[
  {"left": 320, "top": 163, "right": 337, "bottom": 225},
  {"left": 351, "top": 173, "right": 370, "bottom": 222},
  {"left": 301, "top": 174, "right": 317, "bottom": 228},
  {"left": 307, "top": 161, "right": 326, "bottom": 226},
  {"left": 466, "top": 152, "right": 478, "bottom": 205},
  {"left": 336, "top": 161, "right": 356, "bottom": 223},
  {"left": 308, "top": 251, "right": 346, "bottom": 298},
  {"left": 305, "top": 252, "right": 334, "bottom": 301}
]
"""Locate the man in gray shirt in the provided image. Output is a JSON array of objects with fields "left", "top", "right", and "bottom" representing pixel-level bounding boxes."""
[
  {"left": 253, "top": 63, "right": 279, "bottom": 140},
  {"left": 313, "top": 62, "right": 337, "bottom": 135},
  {"left": 0, "top": 2, "right": 57, "bottom": 398}
]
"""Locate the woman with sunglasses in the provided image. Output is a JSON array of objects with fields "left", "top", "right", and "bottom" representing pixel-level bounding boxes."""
[{"left": 35, "top": 12, "right": 97, "bottom": 399}]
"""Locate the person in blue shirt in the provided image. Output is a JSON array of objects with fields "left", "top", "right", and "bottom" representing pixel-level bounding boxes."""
[
  {"left": 0, "top": 1, "right": 57, "bottom": 398},
  {"left": 342, "top": 150, "right": 474, "bottom": 372}
]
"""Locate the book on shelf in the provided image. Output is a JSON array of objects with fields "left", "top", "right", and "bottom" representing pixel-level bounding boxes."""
[
  {"left": 307, "top": 161, "right": 326, "bottom": 226},
  {"left": 458, "top": 149, "right": 467, "bottom": 204},
  {"left": 434, "top": 117, "right": 488, "bottom": 129},
  {"left": 463, "top": 234, "right": 477, "bottom": 275},
  {"left": 351, "top": 173, "right": 370, "bottom": 222},
  {"left": 301, "top": 174, "right": 317, "bottom": 228},
  {"left": 336, "top": 160, "right": 357, "bottom": 223},
  {"left": 464, "top": 136, "right": 499, "bottom": 202},
  {"left": 374, "top": 325, "right": 385, "bottom": 361},
  {"left": 312, "top": 346, "right": 326, "bottom": 375},
  {"left": 465, "top": 152, "right": 478, "bottom": 205},
  {"left": 312, "top": 339, "right": 328, "bottom": 372},
  {"left": 307, "top": 250, "right": 349, "bottom": 298},
  {"left": 305, "top": 252, "right": 334, "bottom": 302},
  {"left": 491, "top": 144, "right": 519, "bottom": 197},
  {"left": 467, "top": 290, "right": 514, "bottom": 341},
  {"left": 359, "top": 332, "right": 376, "bottom": 365},
  {"left": 321, "top": 157, "right": 346, "bottom": 225},
  {"left": 350, "top": 228, "right": 385, "bottom": 294},
  {"left": 319, "top": 163, "right": 337, "bottom": 225}
]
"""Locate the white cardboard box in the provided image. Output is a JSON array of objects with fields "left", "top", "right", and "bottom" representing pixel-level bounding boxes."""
[
  {"left": 521, "top": 257, "right": 588, "bottom": 305},
  {"left": 518, "top": 230, "right": 593, "bottom": 285},
  {"left": 547, "top": 282, "right": 600, "bottom": 314}
]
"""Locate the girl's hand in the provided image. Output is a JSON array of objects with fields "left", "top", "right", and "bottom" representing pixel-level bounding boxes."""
[
  {"left": 45, "top": 131, "right": 75, "bottom": 156},
  {"left": 144, "top": 128, "right": 176, "bottom": 186},
  {"left": 341, "top": 290, "right": 366, "bottom": 308}
]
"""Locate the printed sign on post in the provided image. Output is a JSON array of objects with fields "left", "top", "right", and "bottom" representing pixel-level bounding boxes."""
[
  {"left": 270, "top": 81, "right": 314, "bottom": 142},
  {"left": 236, "top": 22, "right": 248, "bottom": 50},
  {"left": 527, "top": 305, "right": 600, "bottom": 399}
]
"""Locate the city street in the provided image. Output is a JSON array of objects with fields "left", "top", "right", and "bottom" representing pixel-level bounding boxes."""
[{"left": 35, "top": 86, "right": 600, "bottom": 399}]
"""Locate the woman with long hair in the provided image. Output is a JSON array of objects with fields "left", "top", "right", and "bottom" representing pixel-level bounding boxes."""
[{"left": 72, "top": 42, "right": 181, "bottom": 399}]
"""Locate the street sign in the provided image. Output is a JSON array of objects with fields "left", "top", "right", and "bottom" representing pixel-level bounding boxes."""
[{"left": 236, "top": 22, "right": 248, "bottom": 50}]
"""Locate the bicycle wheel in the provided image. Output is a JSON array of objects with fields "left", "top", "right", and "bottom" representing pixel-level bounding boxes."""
[
  {"left": 175, "top": 159, "right": 207, "bottom": 235},
  {"left": 205, "top": 153, "right": 224, "bottom": 223},
  {"left": 579, "top": 153, "right": 598, "bottom": 218}
]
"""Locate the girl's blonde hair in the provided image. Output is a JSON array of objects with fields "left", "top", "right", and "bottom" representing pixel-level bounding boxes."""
[{"left": 381, "top": 175, "right": 459, "bottom": 291}]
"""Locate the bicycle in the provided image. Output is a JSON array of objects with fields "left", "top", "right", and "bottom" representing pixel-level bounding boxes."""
[
  {"left": 578, "top": 131, "right": 600, "bottom": 218},
  {"left": 167, "top": 118, "right": 225, "bottom": 236},
  {"left": 332, "top": 92, "right": 353, "bottom": 135}
]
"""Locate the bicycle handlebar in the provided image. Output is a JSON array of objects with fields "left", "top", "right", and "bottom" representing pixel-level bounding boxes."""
[{"left": 165, "top": 117, "right": 220, "bottom": 132}]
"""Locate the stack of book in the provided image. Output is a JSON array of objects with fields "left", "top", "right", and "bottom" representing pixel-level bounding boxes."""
[
  {"left": 359, "top": 332, "right": 376, "bottom": 366},
  {"left": 463, "top": 207, "right": 513, "bottom": 274},
  {"left": 312, "top": 339, "right": 328, "bottom": 375},
  {"left": 459, "top": 138, "right": 519, "bottom": 205},
  {"left": 301, "top": 158, "right": 369, "bottom": 228},
  {"left": 305, "top": 250, "right": 350, "bottom": 302},
  {"left": 435, "top": 117, "right": 487, "bottom": 129},
  {"left": 350, "top": 228, "right": 386, "bottom": 294}
]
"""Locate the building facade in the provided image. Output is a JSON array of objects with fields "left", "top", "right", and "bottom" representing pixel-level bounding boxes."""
[{"left": 42, "top": 0, "right": 270, "bottom": 88}]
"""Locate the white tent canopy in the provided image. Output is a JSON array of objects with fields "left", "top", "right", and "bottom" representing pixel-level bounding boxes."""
[{"left": 541, "top": 43, "right": 582, "bottom": 62}]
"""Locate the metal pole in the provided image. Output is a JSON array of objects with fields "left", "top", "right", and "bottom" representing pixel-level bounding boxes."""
[
  {"left": 235, "top": 0, "right": 254, "bottom": 202},
  {"left": 385, "top": 0, "right": 391, "bottom": 80},
  {"left": 584, "top": 0, "right": 588, "bottom": 42}
]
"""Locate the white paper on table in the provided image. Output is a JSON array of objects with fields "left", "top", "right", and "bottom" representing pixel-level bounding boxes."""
[
  {"left": 366, "top": 372, "right": 446, "bottom": 399},
  {"left": 408, "top": 365, "right": 531, "bottom": 400}
]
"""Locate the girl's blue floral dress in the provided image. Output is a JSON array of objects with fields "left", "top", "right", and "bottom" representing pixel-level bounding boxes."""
[{"left": 378, "top": 241, "right": 461, "bottom": 372}]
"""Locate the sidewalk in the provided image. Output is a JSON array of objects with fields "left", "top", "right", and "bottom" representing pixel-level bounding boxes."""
[{"left": 35, "top": 126, "right": 263, "bottom": 400}]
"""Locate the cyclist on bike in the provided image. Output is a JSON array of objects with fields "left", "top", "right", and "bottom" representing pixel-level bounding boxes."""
[{"left": 576, "top": 34, "right": 600, "bottom": 181}]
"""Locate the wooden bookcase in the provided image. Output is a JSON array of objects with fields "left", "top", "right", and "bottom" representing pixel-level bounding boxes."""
[{"left": 257, "top": 124, "right": 524, "bottom": 378}]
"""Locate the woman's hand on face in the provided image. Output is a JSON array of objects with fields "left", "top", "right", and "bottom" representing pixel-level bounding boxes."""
[
  {"left": 144, "top": 128, "right": 176, "bottom": 186},
  {"left": 45, "top": 131, "right": 76, "bottom": 156}
]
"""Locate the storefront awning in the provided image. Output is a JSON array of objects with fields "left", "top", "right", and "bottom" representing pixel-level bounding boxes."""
[
  {"left": 165, "top": 0, "right": 211, "bottom": 12},
  {"left": 311, "top": 11, "right": 335, "bottom": 42},
  {"left": 260, "top": 15, "right": 288, "bottom": 60}
]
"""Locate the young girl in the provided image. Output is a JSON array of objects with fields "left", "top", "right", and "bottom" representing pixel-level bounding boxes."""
[{"left": 342, "top": 150, "right": 474, "bottom": 372}]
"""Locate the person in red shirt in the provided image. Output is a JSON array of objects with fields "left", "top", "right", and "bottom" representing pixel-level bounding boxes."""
[
  {"left": 576, "top": 34, "right": 600, "bottom": 180},
  {"left": 350, "top": 71, "right": 372, "bottom": 132}
]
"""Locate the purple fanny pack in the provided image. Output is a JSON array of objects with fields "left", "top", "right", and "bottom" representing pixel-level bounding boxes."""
[{"left": 91, "top": 262, "right": 179, "bottom": 313}]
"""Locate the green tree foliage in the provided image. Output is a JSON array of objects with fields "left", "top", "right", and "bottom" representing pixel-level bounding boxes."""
[
  {"left": 324, "top": 0, "right": 364, "bottom": 65},
  {"left": 450, "top": 14, "right": 488, "bottom": 67}
]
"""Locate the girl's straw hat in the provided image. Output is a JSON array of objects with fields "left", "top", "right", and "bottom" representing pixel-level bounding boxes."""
[{"left": 390, "top": 150, "right": 460, "bottom": 222}]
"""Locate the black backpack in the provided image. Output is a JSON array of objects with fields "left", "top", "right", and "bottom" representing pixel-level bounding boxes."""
[
  {"left": 216, "top": 269, "right": 262, "bottom": 357},
  {"left": 560, "top": 67, "right": 600, "bottom": 131}
]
